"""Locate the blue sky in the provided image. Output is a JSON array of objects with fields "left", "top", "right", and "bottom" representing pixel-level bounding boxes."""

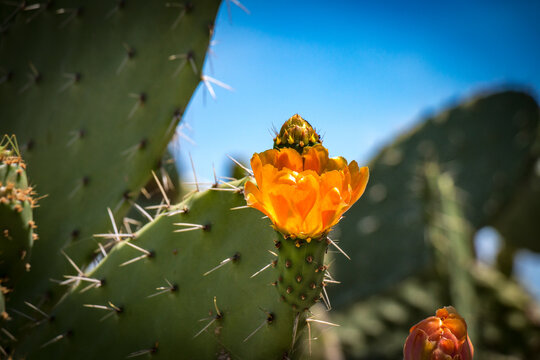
[{"left": 174, "top": 0, "right": 539, "bottom": 184}]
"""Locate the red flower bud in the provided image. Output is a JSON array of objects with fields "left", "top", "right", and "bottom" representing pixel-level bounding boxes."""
[{"left": 403, "top": 307, "right": 473, "bottom": 360}]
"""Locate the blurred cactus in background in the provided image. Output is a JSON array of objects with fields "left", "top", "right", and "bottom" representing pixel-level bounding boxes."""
[{"left": 1, "top": 0, "right": 540, "bottom": 359}]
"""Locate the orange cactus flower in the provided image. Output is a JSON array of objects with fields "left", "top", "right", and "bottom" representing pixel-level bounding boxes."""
[
  {"left": 403, "top": 306, "right": 474, "bottom": 360},
  {"left": 244, "top": 144, "right": 369, "bottom": 240}
]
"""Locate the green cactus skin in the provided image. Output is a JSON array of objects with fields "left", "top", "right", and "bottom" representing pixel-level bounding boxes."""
[
  {"left": 422, "top": 163, "right": 477, "bottom": 342},
  {"left": 274, "top": 234, "right": 329, "bottom": 311},
  {"left": 331, "top": 91, "right": 539, "bottom": 307},
  {"left": 0, "top": 0, "right": 221, "bottom": 313},
  {"left": 14, "top": 181, "right": 305, "bottom": 359},
  {"left": 0, "top": 136, "right": 36, "bottom": 294}
]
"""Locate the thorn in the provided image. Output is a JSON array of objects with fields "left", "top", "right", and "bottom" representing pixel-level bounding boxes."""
[
  {"left": 147, "top": 279, "right": 177, "bottom": 298},
  {"left": 94, "top": 233, "right": 136, "bottom": 239},
  {"left": 1, "top": 327, "right": 16, "bottom": 341},
  {"left": 126, "top": 342, "right": 158, "bottom": 358},
  {"left": 227, "top": 0, "right": 250, "bottom": 14},
  {"left": 193, "top": 317, "right": 216, "bottom": 339},
  {"left": 243, "top": 319, "right": 266, "bottom": 342},
  {"left": 40, "top": 332, "right": 69, "bottom": 349},
  {"left": 8, "top": 308, "right": 36, "bottom": 322},
  {"left": 98, "top": 242, "right": 107, "bottom": 257},
  {"left": 306, "top": 318, "right": 340, "bottom": 327},
  {"left": 165, "top": 2, "right": 187, "bottom": 29},
  {"left": 105, "top": 207, "right": 119, "bottom": 240},
  {"left": 24, "top": 301, "right": 48, "bottom": 319},
  {"left": 133, "top": 203, "right": 154, "bottom": 222},
  {"left": 321, "top": 286, "right": 332, "bottom": 311},
  {"left": 290, "top": 313, "right": 300, "bottom": 351},
  {"left": 307, "top": 320, "right": 312, "bottom": 355},
  {"left": 226, "top": 155, "right": 253, "bottom": 175},
  {"left": 173, "top": 222, "right": 205, "bottom": 233},
  {"left": 128, "top": 92, "right": 146, "bottom": 119},
  {"left": 212, "top": 163, "right": 218, "bottom": 187},
  {"left": 166, "top": 207, "right": 188, "bottom": 217},
  {"left": 203, "top": 253, "right": 239, "bottom": 276},
  {"left": 189, "top": 153, "right": 199, "bottom": 192},
  {"left": 61, "top": 250, "right": 83, "bottom": 276},
  {"left": 60, "top": 275, "right": 102, "bottom": 286},
  {"left": 56, "top": 6, "right": 82, "bottom": 28},
  {"left": 250, "top": 262, "right": 274, "bottom": 278},
  {"left": 327, "top": 237, "right": 351, "bottom": 260},
  {"left": 152, "top": 170, "right": 170, "bottom": 207},
  {"left": 58, "top": 72, "right": 81, "bottom": 92},
  {"left": 230, "top": 205, "right": 250, "bottom": 210},
  {"left": 201, "top": 75, "right": 233, "bottom": 100},
  {"left": 268, "top": 250, "right": 278, "bottom": 257},
  {"left": 119, "top": 253, "right": 149, "bottom": 267},
  {"left": 117, "top": 43, "right": 135, "bottom": 74}
]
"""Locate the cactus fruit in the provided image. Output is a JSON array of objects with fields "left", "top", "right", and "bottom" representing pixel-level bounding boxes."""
[
  {"left": 331, "top": 91, "right": 539, "bottom": 306},
  {"left": 15, "top": 180, "right": 301, "bottom": 359},
  {"left": 0, "top": 135, "right": 36, "bottom": 294},
  {"left": 0, "top": 0, "right": 221, "bottom": 312}
]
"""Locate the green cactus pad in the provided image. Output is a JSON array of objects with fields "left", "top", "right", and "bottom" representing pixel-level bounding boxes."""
[
  {"left": 0, "top": 0, "right": 220, "bottom": 310},
  {"left": 15, "top": 181, "right": 305, "bottom": 359},
  {"left": 0, "top": 135, "right": 36, "bottom": 293},
  {"left": 273, "top": 234, "right": 329, "bottom": 311}
]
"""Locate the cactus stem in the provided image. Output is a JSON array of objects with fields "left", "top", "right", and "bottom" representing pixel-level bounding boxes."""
[
  {"left": 326, "top": 237, "right": 351, "bottom": 260},
  {"left": 203, "top": 252, "right": 240, "bottom": 276}
]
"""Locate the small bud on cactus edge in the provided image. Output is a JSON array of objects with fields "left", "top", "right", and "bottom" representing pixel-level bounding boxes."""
[
  {"left": 403, "top": 306, "right": 474, "bottom": 360},
  {"left": 273, "top": 114, "right": 321, "bottom": 152}
]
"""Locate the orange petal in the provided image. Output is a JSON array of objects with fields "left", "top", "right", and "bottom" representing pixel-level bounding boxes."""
[
  {"left": 275, "top": 148, "right": 303, "bottom": 171},
  {"left": 303, "top": 145, "right": 329, "bottom": 174}
]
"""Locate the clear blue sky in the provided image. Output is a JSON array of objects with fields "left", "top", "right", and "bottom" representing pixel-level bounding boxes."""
[
  {"left": 174, "top": 0, "right": 539, "bottom": 184},
  {"left": 171, "top": 0, "right": 540, "bottom": 298}
]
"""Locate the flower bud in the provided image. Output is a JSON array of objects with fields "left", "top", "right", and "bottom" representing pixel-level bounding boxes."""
[
  {"left": 273, "top": 114, "right": 321, "bottom": 152},
  {"left": 403, "top": 306, "right": 474, "bottom": 360}
]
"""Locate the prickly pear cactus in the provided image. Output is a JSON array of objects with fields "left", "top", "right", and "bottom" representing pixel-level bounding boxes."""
[
  {"left": 0, "top": 0, "right": 221, "bottom": 311},
  {"left": 331, "top": 91, "right": 539, "bottom": 306},
  {"left": 15, "top": 181, "right": 302, "bottom": 359},
  {"left": 0, "top": 135, "right": 36, "bottom": 294}
]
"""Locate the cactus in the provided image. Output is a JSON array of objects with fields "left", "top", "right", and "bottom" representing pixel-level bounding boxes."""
[
  {"left": 0, "top": 0, "right": 221, "bottom": 314},
  {"left": 422, "top": 163, "right": 477, "bottom": 340},
  {"left": 0, "top": 135, "right": 36, "bottom": 295},
  {"left": 330, "top": 91, "right": 539, "bottom": 306},
  {"left": 15, "top": 180, "right": 302, "bottom": 359}
]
